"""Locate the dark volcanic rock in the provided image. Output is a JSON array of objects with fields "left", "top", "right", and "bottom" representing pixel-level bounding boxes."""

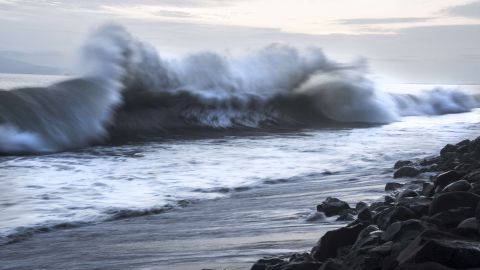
[
  {"left": 396, "top": 197, "right": 432, "bottom": 217},
  {"left": 382, "top": 219, "right": 426, "bottom": 242},
  {"left": 385, "top": 195, "right": 396, "bottom": 204},
  {"left": 429, "top": 191, "right": 480, "bottom": 216},
  {"left": 440, "top": 144, "right": 458, "bottom": 157},
  {"left": 465, "top": 169, "right": 480, "bottom": 183},
  {"left": 311, "top": 224, "right": 365, "bottom": 261},
  {"left": 476, "top": 201, "right": 480, "bottom": 233},
  {"left": 394, "top": 160, "right": 413, "bottom": 169},
  {"left": 385, "top": 182, "right": 404, "bottom": 191},
  {"left": 278, "top": 262, "right": 323, "bottom": 270},
  {"left": 386, "top": 206, "right": 418, "bottom": 227},
  {"left": 369, "top": 201, "right": 385, "bottom": 211},
  {"left": 397, "top": 230, "right": 480, "bottom": 268},
  {"left": 431, "top": 207, "right": 475, "bottom": 228},
  {"left": 396, "top": 189, "right": 419, "bottom": 199},
  {"left": 394, "top": 166, "right": 420, "bottom": 178},
  {"left": 358, "top": 208, "right": 373, "bottom": 222},
  {"left": 434, "top": 170, "right": 461, "bottom": 189},
  {"left": 394, "top": 262, "right": 455, "bottom": 270},
  {"left": 319, "top": 259, "right": 342, "bottom": 270},
  {"left": 441, "top": 179, "right": 471, "bottom": 192},
  {"left": 457, "top": 217, "right": 477, "bottom": 231},
  {"left": 251, "top": 257, "right": 286, "bottom": 270},
  {"left": 457, "top": 139, "right": 471, "bottom": 147},
  {"left": 336, "top": 213, "right": 355, "bottom": 222},
  {"left": 355, "top": 201, "right": 368, "bottom": 212},
  {"left": 421, "top": 182, "right": 434, "bottom": 197},
  {"left": 289, "top": 253, "right": 314, "bottom": 263},
  {"left": 316, "top": 197, "right": 351, "bottom": 217}
]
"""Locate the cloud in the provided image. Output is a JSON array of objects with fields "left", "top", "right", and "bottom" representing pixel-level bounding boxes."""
[
  {"left": 4, "top": 0, "right": 236, "bottom": 9},
  {"left": 446, "top": 0, "right": 480, "bottom": 18},
  {"left": 338, "top": 17, "right": 433, "bottom": 25},
  {"left": 152, "top": 10, "right": 195, "bottom": 19}
]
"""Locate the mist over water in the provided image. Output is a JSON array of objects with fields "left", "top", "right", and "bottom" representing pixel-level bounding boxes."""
[{"left": 0, "top": 23, "right": 478, "bottom": 155}]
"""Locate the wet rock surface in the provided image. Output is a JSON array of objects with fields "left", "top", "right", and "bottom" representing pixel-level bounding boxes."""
[
  {"left": 316, "top": 197, "right": 352, "bottom": 217},
  {"left": 251, "top": 136, "right": 480, "bottom": 270}
]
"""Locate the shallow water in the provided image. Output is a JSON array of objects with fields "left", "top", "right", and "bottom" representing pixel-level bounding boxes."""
[{"left": 0, "top": 74, "right": 480, "bottom": 269}]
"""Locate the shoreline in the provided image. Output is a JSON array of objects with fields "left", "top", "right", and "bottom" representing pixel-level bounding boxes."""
[
  {"left": 1, "top": 130, "right": 479, "bottom": 270},
  {"left": 251, "top": 136, "right": 480, "bottom": 270}
]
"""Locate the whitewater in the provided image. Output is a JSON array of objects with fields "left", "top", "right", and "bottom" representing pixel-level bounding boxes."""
[{"left": 0, "top": 24, "right": 478, "bottom": 154}]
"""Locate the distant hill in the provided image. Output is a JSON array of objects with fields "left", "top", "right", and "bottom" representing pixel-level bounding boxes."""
[
  {"left": 0, "top": 56, "right": 63, "bottom": 75},
  {"left": 0, "top": 51, "right": 71, "bottom": 75}
]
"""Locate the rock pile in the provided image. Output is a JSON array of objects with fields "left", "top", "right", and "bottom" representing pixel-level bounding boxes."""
[{"left": 251, "top": 136, "right": 480, "bottom": 270}]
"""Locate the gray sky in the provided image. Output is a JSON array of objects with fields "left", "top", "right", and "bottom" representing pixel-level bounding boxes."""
[{"left": 0, "top": 0, "right": 479, "bottom": 83}]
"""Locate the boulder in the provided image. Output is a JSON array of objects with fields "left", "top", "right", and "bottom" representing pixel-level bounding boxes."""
[
  {"left": 251, "top": 257, "right": 286, "bottom": 270},
  {"left": 457, "top": 217, "right": 477, "bottom": 231},
  {"left": 338, "top": 208, "right": 357, "bottom": 215},
  {"left": 476, "top": 201, "right": 480, "bottom": 233},
  {"left": 358, "top": 208, "right": 373, "bottom": 222},
  {"left": 289, "top": 253, "right": 314, "bottom": 263},
  {"left": 396, "top": 197, "right": 432, "bottom": 217},
  {"left": 397, "top": 229, "right": 480, "bottom": 268},
  {"left": 456, "top": 139, "right": 471, "bottom": 147},
  {"left": 394, "top": 262, "right": 455, "bottom": 270},
  {"left": 319, "top": 259, "right": 342, "bottom": 270},
  {"left": 385, "top": 182, "right": 404, "bottom": 191},
  {"left": 278, "top": 262, "right": 323, "bottom": 270},
  {"left": 429, "top": 191, "right": 480, "bottom": 216},
  {"left": 441, "top": 180, "right": 471, "bottom": 192},
  {"left": 386, "top": 206, "right": 418, "bottom": 227},
  {"left": 394, "top": 167, "right": 420, "bottom": 178},
  {"left": 394, "top": 160, "right": 413, "bottom": 169},
  {"left": 396, "top": 189, "right": 419, "bottom": 199},
  {"left": 336, "top": 213, "right": 355, "bottom": 222},
  {"left": 311, "top": 224, "right": 365, "bottom": 261},
  {"left": 355, "top": 201, "right": 368, "bottom": 212},
  {"left": 370, "top": 241, "right": 393, "bottom": 256},
  {"left": 464, "top": 169, "right": 480, "bottom": 183},
  {"left": 385, "top": 195, "right": 396, "bottom": 204},
  {"left": 440, "top": 144, "right": 458, "bottom": 157},
  {"left": 369, "top": 202, "right": 385, "bottom": 211},
  {"left": 431, "top": 207, "right": 475, "bottom": 228},
  {"left": 382, "top": 219, "right": 426, "bottom": 242},
  {"left": 434, "top": 170, "right": 461, "bottom": 189},
  {"left": 456, "top": 145, "right": 469, "bottom": 154},
  {"left": 421, "top": 182, "right": 434, "bottom": 197},
  {"left": 316, "top": 197, "right": 351, "bottom": 217},
  {"left": 373, "top": 206, "right": 395, "bottom": 230}
]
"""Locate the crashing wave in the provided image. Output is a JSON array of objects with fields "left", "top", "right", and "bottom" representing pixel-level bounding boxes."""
[{"left": 0, "top": 24, "right": 478, "bottom": 154}]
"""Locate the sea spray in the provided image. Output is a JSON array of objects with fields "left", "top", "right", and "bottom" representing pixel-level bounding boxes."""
[{"left": 0, "top": 24, "right": 478, "bottom": 154}]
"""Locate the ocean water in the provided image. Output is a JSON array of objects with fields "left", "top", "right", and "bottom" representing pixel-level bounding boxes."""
[
  {"left": 0, "top": 72, "right": 479, "bottom": 241},
  {"left": 1, "top": 25, "right": 480, "bottom": 268}
]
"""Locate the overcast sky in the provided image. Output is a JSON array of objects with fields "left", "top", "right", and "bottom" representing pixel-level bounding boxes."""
[{"left": 0, "top": 0, "right": 479, "bottom": 83}]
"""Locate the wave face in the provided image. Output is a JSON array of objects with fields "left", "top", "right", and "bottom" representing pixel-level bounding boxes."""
[{"left": 0, "top": 24, "right": 478, "bottom": 154}]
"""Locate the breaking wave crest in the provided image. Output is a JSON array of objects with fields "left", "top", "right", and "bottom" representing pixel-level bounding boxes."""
[{"left": 0, "top": 24, "right": 478, "bottom": 154}]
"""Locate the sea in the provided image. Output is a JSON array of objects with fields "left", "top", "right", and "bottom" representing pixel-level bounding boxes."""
[{"left": 0, "top": 24, "right": 480, "bottom": 269}]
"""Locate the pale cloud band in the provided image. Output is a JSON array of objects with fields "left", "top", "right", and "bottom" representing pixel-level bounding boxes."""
[
  {"left": 339, "top": 17, "right": 433, "bottom": 25},
  {"left": 446, "top": 0, "right": 480, "bottom": 18}
]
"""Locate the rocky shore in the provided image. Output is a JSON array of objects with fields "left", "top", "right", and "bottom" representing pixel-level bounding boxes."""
[{"left": 251, "top": 136, "right": 480, "bottom": 270}]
